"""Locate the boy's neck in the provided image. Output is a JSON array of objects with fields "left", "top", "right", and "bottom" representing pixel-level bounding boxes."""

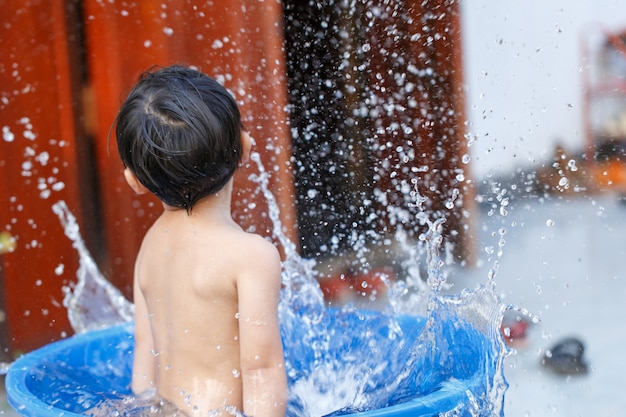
[{"left": 162, "top": 180, "right": 234, "bottom": 218}]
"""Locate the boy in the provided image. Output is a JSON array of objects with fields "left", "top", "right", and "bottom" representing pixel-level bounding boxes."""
[{"left": 115, "top": 65, "right": 287, "bottom": 416}]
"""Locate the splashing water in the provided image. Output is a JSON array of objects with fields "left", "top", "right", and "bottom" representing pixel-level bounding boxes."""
[
  {"left": 52, "top": 201, "right": 134, "bottom": 333},
  {"left": 42, "top": 150, "right": 510, "bottom": 416}
]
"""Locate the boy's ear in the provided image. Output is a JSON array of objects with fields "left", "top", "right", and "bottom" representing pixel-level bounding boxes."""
[
  {"left": 124, "top": 168, "right": 149, "bottom": 195},
  {"left": 240, "top": 131, "right": 253, "bottom": 163}
]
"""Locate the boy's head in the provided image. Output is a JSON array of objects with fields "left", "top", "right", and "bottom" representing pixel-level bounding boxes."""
[{"left": 115, "top": 65, "right": 243, "bottom": 211}]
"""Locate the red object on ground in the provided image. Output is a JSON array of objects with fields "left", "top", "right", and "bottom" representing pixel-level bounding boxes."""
[{"left": 501, "top": 318, "right": 531, "bottom": 347}]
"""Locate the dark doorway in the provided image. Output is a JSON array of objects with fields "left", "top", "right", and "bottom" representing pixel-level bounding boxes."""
[{"left": 283, "top": 1, "right": 374, "bottom": 259}]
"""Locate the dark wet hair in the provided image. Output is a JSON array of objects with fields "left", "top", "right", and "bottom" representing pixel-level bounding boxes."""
[{"left": 115, "top": 65, "right": 242, "bottom": 212}]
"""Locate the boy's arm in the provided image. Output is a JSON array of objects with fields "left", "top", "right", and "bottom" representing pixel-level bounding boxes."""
[
  {"left": 237, "top": 238, "right": 288, "bottom": 417},
  {"left": 132, "top": 272, "right": 157, "bottom": 396}
]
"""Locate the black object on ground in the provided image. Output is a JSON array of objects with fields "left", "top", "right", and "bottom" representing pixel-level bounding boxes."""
[{"left": 541, "top": 337, "right": 589, "bottom": 376}]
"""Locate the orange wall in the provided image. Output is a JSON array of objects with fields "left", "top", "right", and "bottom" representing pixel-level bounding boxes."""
[
  {"left": 0, "top": 1, "right": 85, "bottom": 351},
  {"left": 354, "top": 0, "right": 474, "bottom": 261}
]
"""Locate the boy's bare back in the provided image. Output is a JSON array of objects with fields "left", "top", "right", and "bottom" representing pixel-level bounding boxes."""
[
  {"left": 115, "top": 65, "right": 287, "bottom": 416},
  {"left": 132, "top": 190, "right": 286, "bottom": 416}
]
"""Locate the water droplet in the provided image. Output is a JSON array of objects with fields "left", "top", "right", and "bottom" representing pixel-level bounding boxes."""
[
  {"left": 232, "top": 369, "right": 240, "bottom": 378},
  {"left": 52, "top": 182, "right": 65, "bottom": 191},
  {"left": 546, "top": 219, "right": 555, "bottom": 227},
  {"left": 23, "top": 129, "right": 36, "bottom": 140},
  {"left": 567, "top": 159, "right": 578, "bottom": 171},
  {"left": 2, "top": 126, "right": 15, "bottom": 142}
]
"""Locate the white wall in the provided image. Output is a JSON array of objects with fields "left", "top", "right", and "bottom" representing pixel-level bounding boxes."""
[{"left": 461, "top": 0, "right": 626, "bottom": 178}]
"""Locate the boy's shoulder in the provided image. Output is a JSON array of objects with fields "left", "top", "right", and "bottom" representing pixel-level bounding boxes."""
[
  {"left": 235, "top": 230, "right": 280, "bottom": 257},
  {"left": 228, "top": 230, "right": 281, "bottom": 269}
]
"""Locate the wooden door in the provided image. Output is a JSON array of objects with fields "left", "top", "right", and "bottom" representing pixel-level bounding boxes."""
[{"left": 0, "top": 1, "right": 90, "bottom": 352}]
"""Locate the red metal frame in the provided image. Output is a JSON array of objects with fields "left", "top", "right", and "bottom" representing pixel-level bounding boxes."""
[{"left": 581, "top": 26, "right": 626, "bottom": 188}]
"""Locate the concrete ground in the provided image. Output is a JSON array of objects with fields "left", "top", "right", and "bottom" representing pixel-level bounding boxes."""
[{"left": 449, "top": 193, "right": 626, "bottom": 417}]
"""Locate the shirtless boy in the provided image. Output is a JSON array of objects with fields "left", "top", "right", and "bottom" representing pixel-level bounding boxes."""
[{"left": 115, "top": 65, "right": 287, "bottom": 416}]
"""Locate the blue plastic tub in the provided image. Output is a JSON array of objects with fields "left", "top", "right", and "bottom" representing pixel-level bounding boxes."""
[{"left": 5, "top": 310, "right": 486, "bottom": 416}]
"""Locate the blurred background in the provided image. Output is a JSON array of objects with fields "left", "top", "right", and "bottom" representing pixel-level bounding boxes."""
[{"left": 1, "top": 1, "right": 626, "bottom": 415}]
